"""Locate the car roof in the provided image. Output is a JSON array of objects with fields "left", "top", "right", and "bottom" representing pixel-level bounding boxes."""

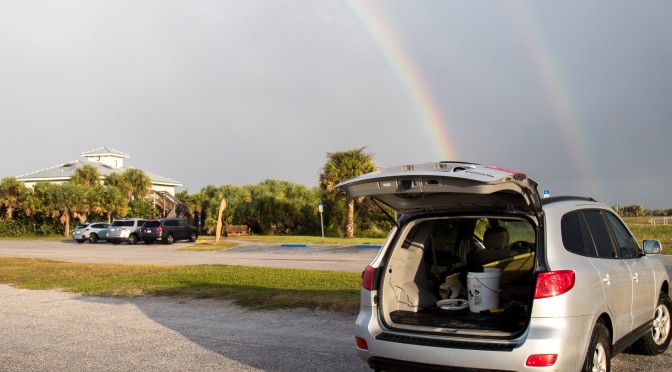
[{"left": 337, "top": 162, "right": 541, "bottom": 214}]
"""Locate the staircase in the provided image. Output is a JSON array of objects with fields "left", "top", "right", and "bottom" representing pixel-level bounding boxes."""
[{"left": 149, "top": 191, "right": 187, "bottom": 218}]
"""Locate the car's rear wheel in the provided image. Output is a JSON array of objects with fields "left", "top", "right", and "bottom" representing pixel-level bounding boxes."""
[
  {"left": 633, "top": 293, "right": 672, "bottom": 355},
  {"left": 165, "top": 234, "right": 174, "bottom": 245},
  {"left": 189, "top": 232, "right": 197, "bottom": 242},
  {"left": 128, "top": 234, "right": 138, "bottom": 245},
  {"left": 582, "top": 321, "right": 610, "bottom": 372},
  {"left": 90, "top": 234, "right": 98, "bottom": 244}
]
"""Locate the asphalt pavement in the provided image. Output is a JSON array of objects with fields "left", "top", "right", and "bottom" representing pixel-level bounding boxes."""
[{"left": 0, "top": 239, "right": 378, "bottom": 272}]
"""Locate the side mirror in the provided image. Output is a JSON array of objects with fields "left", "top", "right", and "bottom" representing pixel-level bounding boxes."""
[{"left": 642, "top": 240, "right": 663, "bottom": 255}]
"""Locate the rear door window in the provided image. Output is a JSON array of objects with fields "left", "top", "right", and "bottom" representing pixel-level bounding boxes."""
[{"left": 582, "top": 210, "right": 617, "bottom": 259}]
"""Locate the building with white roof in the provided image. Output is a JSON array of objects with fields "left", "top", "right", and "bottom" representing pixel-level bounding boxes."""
[{"left": 16, "top": 147, "right": 183, "bottom": 196}]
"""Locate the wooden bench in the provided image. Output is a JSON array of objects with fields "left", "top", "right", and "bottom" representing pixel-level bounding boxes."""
[{"left": 225, "top": 225, "right": 251, "bottom": 236}]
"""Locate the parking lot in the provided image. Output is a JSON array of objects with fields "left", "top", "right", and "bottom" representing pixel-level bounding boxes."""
[
  {"left": 0, "top": 239, "right": 378, "bottom": 271},
  {"left": 0, "top": 240, "right": 671, "bottom": 371}
]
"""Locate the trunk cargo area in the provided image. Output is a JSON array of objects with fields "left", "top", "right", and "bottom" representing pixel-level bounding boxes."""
[{"left": 378, "top": 216, "right": 537, "bottom": 337}]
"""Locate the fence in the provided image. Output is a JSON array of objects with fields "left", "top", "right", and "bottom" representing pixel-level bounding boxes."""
[{"left": 649, "top": 217, "right": 670, "bottom": 226}]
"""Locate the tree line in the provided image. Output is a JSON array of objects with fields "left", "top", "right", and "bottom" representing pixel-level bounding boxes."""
[
  {"left": 7, "top": 147, "right": 662, "bottom": 239},
  {"left": 0, "top": 166, "right": 156, "bottom": 237},
  {"left": 0, "top": 148, "right": 391, "bottom": 238},
  {"left": 613, "top": 205, "right": 672, "bottom": 218}
]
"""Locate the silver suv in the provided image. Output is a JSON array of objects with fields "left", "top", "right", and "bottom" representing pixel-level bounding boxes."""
[
  {"left": 338, "top": 162, "right": 670, "bottom": 371},
  {"left": 106, "top": 218, "right": 146, "bottom": 245}
]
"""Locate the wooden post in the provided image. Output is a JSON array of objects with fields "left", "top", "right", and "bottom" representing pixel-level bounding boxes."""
[{"left": 214, "top": 198, "right": 227, "bottom": 244}]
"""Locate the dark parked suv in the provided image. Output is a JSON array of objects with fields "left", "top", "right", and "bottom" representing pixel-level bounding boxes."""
[{"left": 139, "top": 218, "right": 198, "bottom": 245}]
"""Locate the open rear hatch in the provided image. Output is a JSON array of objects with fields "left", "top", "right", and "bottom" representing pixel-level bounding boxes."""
[
  {"left": 338, "top": 162, "right": 542, "bottom": 340},
  {"left": 337, "top": 162, "right": 541, "bottom": 215}
]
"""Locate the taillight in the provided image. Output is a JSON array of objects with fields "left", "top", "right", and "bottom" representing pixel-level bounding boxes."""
[
  {"left": 534, "top": 270, "right": 575, "bottom": 299},
  {"left": 155, "top": 227, "right": 163, "bottom": 233},
  {"left": 362, "top": 265, "right": 374, "bottom": 291},
  {"left": 85, "top": 228, "right": 90, "bottom": 232},
  {"left": 118, "top": 227, "right": 126, "bottom": 231},
  {"left": 526, "top": 354, "right": 558, "bottom": 367},
  {"left": 355, "top": 337, "right": 368, "bottom": 350}
]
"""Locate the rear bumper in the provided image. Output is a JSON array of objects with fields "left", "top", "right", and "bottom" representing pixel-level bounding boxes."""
[
  {"left": 367, "top": 357, "right": 514, "bottom": 372},
  {"left": 355, "top": 306, "right": 594, "bottom": 371},
  {"left": 107, "top": 232, "right": 129, "bottom": 239},
  {"left": 140, "top": 233, "right": 163, "bottom": 241}
]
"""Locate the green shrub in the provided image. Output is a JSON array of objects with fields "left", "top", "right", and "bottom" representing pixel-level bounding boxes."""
[{"left": 0, "top": 220, "right": 31, "bottom": 237}]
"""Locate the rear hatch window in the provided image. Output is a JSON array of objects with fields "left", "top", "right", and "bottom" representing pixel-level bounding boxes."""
[
  {"left": 143, "top": 221, "right": 161, "bottom": 228},
  {"left": 112, "top": 221, "right": 134, "bottom": 227}
]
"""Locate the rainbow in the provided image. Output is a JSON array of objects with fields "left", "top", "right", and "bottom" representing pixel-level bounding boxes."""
[
  {"left": 346, "top": 1, "right": 458, "bottom": 161},
  {"left": 348, "top": 1, "right": 601, "bottom": 199},
  {"left": 507, "top": 3, "right": 600, "bottom": 197}
]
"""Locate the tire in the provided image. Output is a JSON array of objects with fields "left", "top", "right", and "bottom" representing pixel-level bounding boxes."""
[
  {"left": 189, "top": 232, "right": 197, "bottom": 242},
  {"left": 165, "top": 234, "right": 174, "bottom": 245},
  {"left": 89, "top": 234, "right": 98, "bottom": 244},
  {"left": 582, "top": 321, "right": 610, "bottom": 372},
  {"left": 633, "top": 293, "right": 672, "bottom": 355},
  {"left": 128, "top": 234, "right": 138, "bottom": 245}
]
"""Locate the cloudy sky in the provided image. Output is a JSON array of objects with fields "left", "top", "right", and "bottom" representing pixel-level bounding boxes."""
[{"left": 1, "top": 0, "right": 670, "bottom": 209}]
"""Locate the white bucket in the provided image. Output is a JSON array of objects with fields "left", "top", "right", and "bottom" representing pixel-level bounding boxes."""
[{"left": 467, "top": 268, "right": 501, "bottom": 313}]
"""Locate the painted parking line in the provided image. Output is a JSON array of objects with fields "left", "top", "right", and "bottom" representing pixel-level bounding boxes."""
[{"left": 355, "top": 244, "right": 382, "bottom": 249}]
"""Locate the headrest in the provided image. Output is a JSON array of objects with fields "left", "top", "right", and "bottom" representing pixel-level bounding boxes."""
[{"left": 483, "top": 226, "right": 509, "bottom": 250}]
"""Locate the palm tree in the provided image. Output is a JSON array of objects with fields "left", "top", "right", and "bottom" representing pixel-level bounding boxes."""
[
  {"left": 92, "top": 185, "right": 127, "bottom": 223},
  {"left": 71, "top": 165, "right": 101, "bottom": 187},
  {"left": 104, "top": 169, "right": 151, "bottom": 204},
  {"left": 319, "top": 147, "right": 377, "bottom": 238},
  {"left": 0, "top": 177, "right": 29, "bottom": 220},
  {"left": 183, "top": 191, "right": 207, "bottom": 223},
  {"left": 123, "top": 168, "right": 151, "bottom": 201},
  {"left": 45, "top": 183, "right": 87, "bottom": 237}
]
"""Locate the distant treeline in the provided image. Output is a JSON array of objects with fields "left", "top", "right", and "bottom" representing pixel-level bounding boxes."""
[
  {"left": 0, "top": 176, "right": 391, "bottom": 238},
  {"left": 176, "top": 179, "right": 392, "bottom": 237},
  {"left": 613, "top": 205, "right": 672, "bottom": 217}
]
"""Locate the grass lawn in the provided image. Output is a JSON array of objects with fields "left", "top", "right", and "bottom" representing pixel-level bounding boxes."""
[
  {"left": 1, "top": 217, "right": 669, "bottom": 312},
  {"left": 622, "top": 217, "right": 672, "bottom": 254},
  {"left": 0, "top": 257, "right": 361, "bottom": 312},
  {"left": 0, "top": 235, "right": 65, "bottom": 241},
  {"left": 178, "top": 241, "right": 243, "bottom": 251}
]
